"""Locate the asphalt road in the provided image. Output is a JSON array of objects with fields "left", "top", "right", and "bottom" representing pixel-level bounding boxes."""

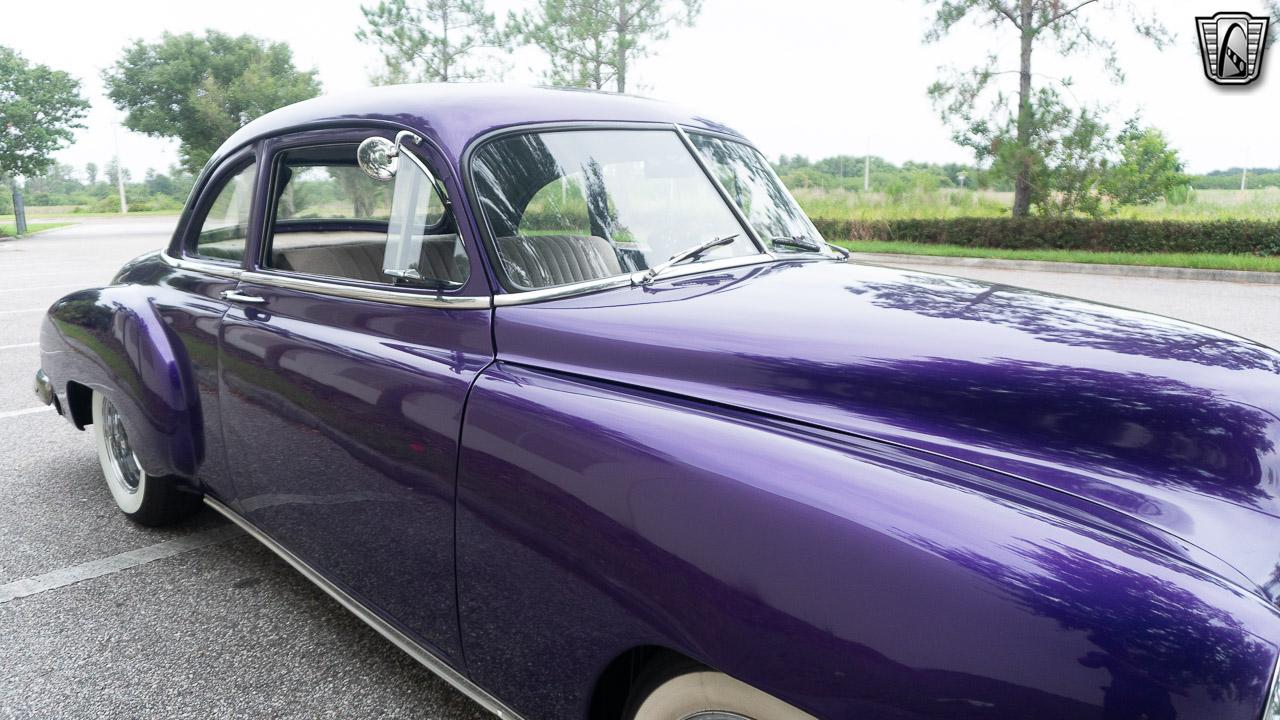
[{"left": 2, "top": 217, "right": 1280, "bottom": 719}]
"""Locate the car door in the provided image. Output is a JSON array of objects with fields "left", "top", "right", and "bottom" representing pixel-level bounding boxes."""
[
  {"left": 216, "top": 128, "right": 492, "bottom": 665},
  {"left": 156, "top": 149, "right": 261, "bottom": 499}
]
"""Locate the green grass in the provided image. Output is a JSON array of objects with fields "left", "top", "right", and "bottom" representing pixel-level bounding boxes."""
[
  {"left": 0, "top": 221, "right": 74, "bottom": 238},
  {"left": 838, "top": 239, "right": 1280, "bottom": 272}
]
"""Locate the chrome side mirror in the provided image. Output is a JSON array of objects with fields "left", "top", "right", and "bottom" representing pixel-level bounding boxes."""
[{"left": 357, "top": 136, "right": 398, "bottom": 181}]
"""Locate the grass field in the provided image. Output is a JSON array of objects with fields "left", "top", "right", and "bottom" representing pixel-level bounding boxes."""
[
  {"left": 839, "top": 239, "right": 1280, "bottom": 272},
  {"left": 0, "top": 222, "right": 73, "bottom": 238},
  {"left": 794, "top": 187, "right": 1280, "bottom": 221}
]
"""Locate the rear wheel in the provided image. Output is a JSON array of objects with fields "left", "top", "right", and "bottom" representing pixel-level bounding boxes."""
[
  {"left": 92, "top": 391, "right": 201, "bottom": 526},
  {"left": 624, "top": 658, "right": 818, "bottom": 720}
]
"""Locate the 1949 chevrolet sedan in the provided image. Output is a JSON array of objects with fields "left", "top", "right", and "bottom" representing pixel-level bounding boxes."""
[{"left": 32, "top": 84, "right": 1280, "bottom": 720}]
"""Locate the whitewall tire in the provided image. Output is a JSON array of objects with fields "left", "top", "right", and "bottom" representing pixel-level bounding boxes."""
[
  {"left": 627, "top": 663, "right": 819, "bottom": 720},
  {"left": 92, "top": 391, "right": 201, "bottom": 526}
]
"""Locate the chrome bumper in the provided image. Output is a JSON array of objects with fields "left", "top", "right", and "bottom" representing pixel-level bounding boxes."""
[{"left": 34, "top": 369, "right": 57, "bottom": 411}]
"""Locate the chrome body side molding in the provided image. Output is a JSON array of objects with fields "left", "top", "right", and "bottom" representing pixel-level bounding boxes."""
[
  {"left": 160, "top": 252, "right": 244, "bottom": 280},
  {"left": 202, "top": 496, "right": 528, "bottom": 720}
]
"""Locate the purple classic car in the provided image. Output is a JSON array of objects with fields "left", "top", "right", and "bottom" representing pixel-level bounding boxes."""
[{"left": 32, "top": 84, "right": 1280, "bottom": 720}]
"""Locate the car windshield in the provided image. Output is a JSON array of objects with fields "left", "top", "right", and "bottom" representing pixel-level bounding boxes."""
[
  {"left": 687, "top": 133, "right": 828, "bottom": 253},
  {"left": 471, "top": 129, "right": 761, "bottom": 291}
]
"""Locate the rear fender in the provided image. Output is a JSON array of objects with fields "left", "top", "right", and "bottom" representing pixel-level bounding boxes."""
[{"left": 40, "top": 285, "right": 201, "bottom": 479}]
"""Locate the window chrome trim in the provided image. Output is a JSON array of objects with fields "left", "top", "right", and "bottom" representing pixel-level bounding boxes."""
[
  {"left": 1264, "top": 648, "right": 1280, "bottom": 720},
  {"left": 493, "top": 253, "right": 774, "bottom": 307},
  {"left": 203, "top": 497, "right": 527, "bottom": 720},
  {"left": 461, "top": 120, "right": 767, "bottom": 295},
  {"left": 240, "top": 270, "right": 492, "bottom": 310},
  {"left": 672, "top": 124, "right": 771, "bottom": 257},
  {"left": 160, "top": 252, "right": 244, "bottom": 280},
  {"left": 683, "top": 128, "right": 846, "bottom": 261}
]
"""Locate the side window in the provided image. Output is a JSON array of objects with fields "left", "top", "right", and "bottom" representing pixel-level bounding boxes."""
[
  {"left": 192, "top": 162, "right": 257, "bottom": 262},
  {"left": 264, "top": 142, "right": 468, "bottom": 289}
]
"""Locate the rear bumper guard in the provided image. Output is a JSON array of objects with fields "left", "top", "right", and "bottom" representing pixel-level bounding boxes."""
[{"left": 33, "top": 369, "right": 61, "bottom": 415}]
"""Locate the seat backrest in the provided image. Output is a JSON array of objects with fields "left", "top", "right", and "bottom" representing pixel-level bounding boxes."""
[
  {"left": 496, "top": 235, "right": 622, "bottom": 289},
  {"left": 272, "top": 233, "right": 468, "bottom": 286},
  {"left": 278, "top": 242, "right": 385, "bottom": 282},
  {"left": 415, "top": 235, "right": 470, "bottom": 285}
]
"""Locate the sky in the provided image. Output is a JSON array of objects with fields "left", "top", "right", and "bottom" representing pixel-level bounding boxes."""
[{"left": 1, "top": 0, "right": 1276, "bottom": 179}]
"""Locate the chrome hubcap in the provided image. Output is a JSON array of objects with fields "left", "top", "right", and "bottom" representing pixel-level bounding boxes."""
[
  {"left": 685, "top": 714, "right": 753, "bottom": 720},
  {"left": 102, "top": 399, "right": 142, "bottom": 492}
]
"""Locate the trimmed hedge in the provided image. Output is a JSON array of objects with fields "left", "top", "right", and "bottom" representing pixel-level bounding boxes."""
[{"left": 812, "top": 217, "right": 1280, "bottom": 256}]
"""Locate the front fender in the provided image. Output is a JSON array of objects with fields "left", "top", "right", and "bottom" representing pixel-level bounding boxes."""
[
  {"left": 457, "top": 363, "right": 1280, "bottom": 720},
  {"left": 40, "top": 284, "right": 201, "bottom": 479}
]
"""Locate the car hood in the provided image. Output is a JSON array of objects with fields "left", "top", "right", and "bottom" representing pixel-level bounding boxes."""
[{"left": 494, "top": 259, "right": 1280, "bottom": 597}]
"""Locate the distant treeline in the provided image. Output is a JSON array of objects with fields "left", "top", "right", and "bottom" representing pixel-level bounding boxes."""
[
  {"left": 0, "top": 162, "right": 195, "bottom": 214},
  {"left": 5, "top": 157, "right": 1276, "bottom": 218},
  {"left": 774, "top": 155, "right": 1280, "bottom": 194},
  {"left": 1192, "top": 168, "right": 1280, "bottom": 190}
]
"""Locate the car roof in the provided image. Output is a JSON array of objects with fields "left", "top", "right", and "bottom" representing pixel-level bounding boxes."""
[{"left": 210, "top": 83, "right": 747, "bottom": 171}]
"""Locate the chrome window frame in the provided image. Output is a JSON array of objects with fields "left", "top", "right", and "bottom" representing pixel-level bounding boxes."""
[
  {"left": 160, "top": 252, "right": 244, "bottom": 281},
  {"left": 684, "top": 129, "right": 840, "bottom": 259},
  {"left": 176, "top": 149, "right": 261, "bottom": 272},
  {"left": 462, "top": 121, "right": 779, "bottom": 307},
  {"left": 254, "top": 132, "right": 478, "bottom": 299},
  {"left": 162, "top": 129, "right": 492, "bottom": 311},
  {"left": 239, "top": 269, "right": 491, "bottom": 309}
]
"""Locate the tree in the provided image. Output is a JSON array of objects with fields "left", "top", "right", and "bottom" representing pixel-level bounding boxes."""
[
  {"left": 105, "top": 158, "right": 131, "bottom": 187},
  {"left": 1271, "top": 1, "right": 1280, "bottom": 47},
  {"left": 924, "top": 1, "right": 1170, "bottom": 217},
  {"left": 104, "top": 31, "right": 321, "bottom": 173},
  {"left": 1104, "top": 118, "right": 1187, "bottom": 206},
  {"left": 357, "top": 0, "right": 507, "bottom": 84},
  {"left": 0, "top": 46, "right": 89, "bottom": 234},
  {"left": 85, "top": 162, "right": 98, "bottom": 186},
  {"left": 512, "top": 0, "right": 702, "bottom": 92}
]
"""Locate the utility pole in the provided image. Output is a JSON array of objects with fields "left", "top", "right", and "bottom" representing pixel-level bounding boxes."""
[
  {"left": 863, "top": 140, "right": 871, "bottom": 192},
  {"left": 10, "top": 177, "right": 26, "bottom": 236},
  {"left": 113, "top": 126, "right": 128, "bottom": 215},
  {"left": 1242, "top": 167, "right": 1249, "bottom": 191}
]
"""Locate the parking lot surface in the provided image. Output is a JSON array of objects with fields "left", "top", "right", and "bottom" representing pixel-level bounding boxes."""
[
  {"left": 3, "top": 217, "right": 1280, "bottom": 718},
  {"left": 0, "top": 218, "right": 488, "bottom": 720}
]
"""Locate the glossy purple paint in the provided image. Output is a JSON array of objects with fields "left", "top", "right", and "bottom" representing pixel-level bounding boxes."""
[
  {"left": 492, "top": 259, "right": 1280, "bottom": 599},
  {"left": 36, "top": 86, "right": 1280, "bottom": 720}
]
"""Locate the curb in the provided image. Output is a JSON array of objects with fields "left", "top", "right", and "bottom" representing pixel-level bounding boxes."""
[{"left": 853, "top": 253, "right": 1280, "bottom": 286}]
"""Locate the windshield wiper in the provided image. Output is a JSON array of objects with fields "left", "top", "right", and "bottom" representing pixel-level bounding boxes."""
[
  {"left": 771, "top": 234, "right": 822, "bottom": 252},
  {"left": 771, "top": 234, "right": 850, "bottom": 260},
  {"left": 635, "top": 234, "right": 739, "bottom": 286}
]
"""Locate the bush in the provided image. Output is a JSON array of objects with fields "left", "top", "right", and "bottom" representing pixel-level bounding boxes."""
[{"left": 813, "top": 217, "right": 1280, "bottom": 256}]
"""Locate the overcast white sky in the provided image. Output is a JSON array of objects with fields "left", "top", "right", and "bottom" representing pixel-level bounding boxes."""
[{"left": 1, "top": 0, "right": 1275, "bottom": 178}]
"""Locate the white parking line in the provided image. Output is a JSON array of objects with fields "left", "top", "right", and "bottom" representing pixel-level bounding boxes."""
[
  {"left": 0, "top": 407, "right": 52, "bottom": 420},
  {"left": 0, "top": 342, "right": 37, "bottom": 350},
  {"left": 0, "top": 307, "right": 43, "bottom": 315},
  {"left": 0, "top": 525, "right": 243, "bottom": 604}
]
